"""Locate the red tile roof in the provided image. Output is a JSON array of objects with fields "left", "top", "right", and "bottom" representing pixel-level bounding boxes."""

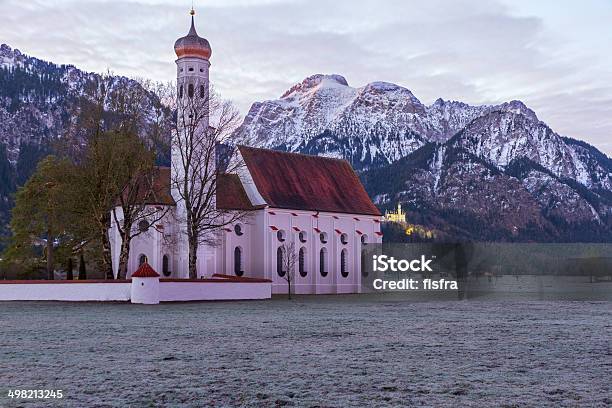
[
  {"left": 239, "top": 146, "right": 381, "bottom": 216},
  {"left": 132, "top": 263, "right": 160, "bottom": 278},
  {"left": 137, "top": 169, "right": 262, "bottom": 211},
  {"left": 216, "top": 173, "right": 263, "bottom": 211},
  {"left": 119, "top": 167, "right": 176, "bottom": 206}
]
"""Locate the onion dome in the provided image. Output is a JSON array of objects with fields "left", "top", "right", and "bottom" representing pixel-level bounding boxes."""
[{"left": 174, "top": 10, "right": 212, "bottom": 60}]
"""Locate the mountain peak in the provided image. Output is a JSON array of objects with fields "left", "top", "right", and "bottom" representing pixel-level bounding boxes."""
[
  {"left": 281, "top": 74, "right": 349, "bottom": 98},
  {"left": 497, "top": 100, "right": 538, "bottom": 121}
]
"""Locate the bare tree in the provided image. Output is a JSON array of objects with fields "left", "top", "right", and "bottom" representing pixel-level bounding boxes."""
[
  {"left": 111, "top": 159, "right": 171, "bottom": 279},
  {"left": 156, "top": 82, "right": 250, "bottom": 279},
  {"left": 60, "top": 72, "right": 172, "bottom": 279},
  {"left": 279, "top": 241, "right": 298, "bottom": 299}
]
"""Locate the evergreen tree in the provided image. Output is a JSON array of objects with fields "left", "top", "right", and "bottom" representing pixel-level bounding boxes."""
[{"left": 3, "top": 156, "right": 73, "bottom": 279}]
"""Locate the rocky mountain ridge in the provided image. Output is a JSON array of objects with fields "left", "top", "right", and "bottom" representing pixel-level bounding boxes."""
[{"left": 235, "top": 74, "right": 612, "bottom": 241}]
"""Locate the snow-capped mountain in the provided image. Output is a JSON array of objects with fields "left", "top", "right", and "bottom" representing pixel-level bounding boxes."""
[
  {"left": 234, "top": 74, "right": 541, "bottom": 169},
  {"left": 0, "top": 44, "right": 171, "bottom": 245},
  {"left": 0, "top": 44, "right": 169, "bottom": 165},
  {"left": 236, "top": 74, "right": 612, "bottom": 241}
]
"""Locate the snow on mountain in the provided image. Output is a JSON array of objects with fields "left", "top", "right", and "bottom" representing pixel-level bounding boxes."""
[
  {"left": 0, "top": 43, "right": 168, "bottom": 164},
  {"left": 236, "top": 73, "right": 612, "bottom": 241},
  {"left": 450, "top": 111, "right": 612, "bottom": 191},
  {"left": 0, "top": 44, "right": 172, "bottom": 246},
  {"left": 234, "top": 74, "right": 548, "bottom": 169}
]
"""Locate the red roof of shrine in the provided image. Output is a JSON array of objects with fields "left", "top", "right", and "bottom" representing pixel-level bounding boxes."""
[{"left": 131, "top": 263, "right": 160, "bottom": 278}]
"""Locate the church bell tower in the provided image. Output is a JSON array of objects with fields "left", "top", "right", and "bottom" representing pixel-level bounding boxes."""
[{"left": 171, "top": 8, "right": 213, "bottom": 277}]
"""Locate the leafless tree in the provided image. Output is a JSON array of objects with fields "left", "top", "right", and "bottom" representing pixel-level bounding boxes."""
[
  {"left": 279, "top": 241, "right": 298, "bottom": 299},
  {"left": 155, "top": 81, "right": 251, "bottom": 279},
  {"left": 60, "top": 73, "right": 172, "bottom": 279},
  {"left": 112, "top": 164, "right": 171, "bottom": 279}
]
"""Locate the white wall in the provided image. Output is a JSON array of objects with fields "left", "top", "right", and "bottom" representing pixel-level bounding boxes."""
[
  {"left": 159, "top": 281, "right": 271, "bottom": 301},
  {"left": 0, "top": 282, "right": 131, "bottom": 302},
  {"left": 245, "top": 209, "right": 382, "bottom": 295},
  {"left": 108, "top": 206, "right": 178, "bottom": 279},
  {"left": 0, "top": 280, "right": 272, "bottom": 302}
]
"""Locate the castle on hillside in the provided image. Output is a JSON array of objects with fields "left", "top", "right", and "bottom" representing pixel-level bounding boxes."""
[
  {"left": 384, "top": 203, "right": 407, "bottom": 224},
  {"left": 107, "top": 10, "right": 383, "bottom": 295}
]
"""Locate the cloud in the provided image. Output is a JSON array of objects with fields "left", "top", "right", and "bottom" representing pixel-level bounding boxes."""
[{"left": 0, "top": 0, "right": 610, "bottom": 154}]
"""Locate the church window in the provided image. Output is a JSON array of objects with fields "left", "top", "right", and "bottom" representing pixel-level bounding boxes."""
[
  {"left": 277, "top": 230, "right": 286, "bottom": 242},
  {"left": 319, "top": 248, "right": 328, "bottom": 277},
  {"left": 188, "top": 84, "right": 194, "bottom": 98},
  {"left": 234, "top": 247, "right": 244, "bottom": 277},
  {"left": 299, "top": 247, "right": 307, "bottom": 277},
  {"left": 341, "top": 249, "right": 349, "bottom": 278},
  {"left": 139, "top": 254, "right": 147, "bottom": 266},
  {"left": 340, "top": 233, "right": 348, "bottom": 245},
  {"left": 162, "top": 255, "right": 171, "bottom": 277},
  {"left": 200, "top": 85, "right": 205, "bottom": 99},
  {"left": 277, "top": 247, "right": 286, "bottom": 277},
  {"left": 179, "top": 85, "right": 183, "bottom": 98},
  {"left": 320, "top": 232, "right": 328, "bottom": 244},
  {"left": 299, "top": 231, "right": 307, "bottom": 243},
  {"left": 361, "top": 234, "right": 369, "bottom": 277},
  {"left": 188, "top": 67, "right": 194, "bottom": 72},
  {"left": 138, "top": 220, "right": 150, "bottom": 232},
  {"left": 234, "top": 224, "right": 243, "bottom": 236}
]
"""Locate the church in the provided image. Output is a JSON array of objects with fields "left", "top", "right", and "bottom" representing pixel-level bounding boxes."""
[{"left": 108, "top": 11, "right": 382, "bottom": 295}]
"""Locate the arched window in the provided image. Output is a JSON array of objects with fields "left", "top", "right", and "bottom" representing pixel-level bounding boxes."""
[
  {"left": 277, "top": 230, "right": 286, "bottom": 242},
  {"left": 234, "top": 247, "right": 243, "bottom": 277},
  {"left": 319, "top": 248, "right": 328, "bottom": 277},
  {"left": 162, "top": 255, "right": 171, "bottom": 277},
  {"left": 188, "top": 83, "right": 194, "bottom": 98},
  {"left": 361, "top": 234, "right": 368, "bottom": 277},
  {"left": 320, "top": 232, "right": 328, "bottom": 244},
  {"left": 234, "top": 224, "right": 243, "bottom": 236},
  {"left": 341, "top": 249, "right": 349, "bottom": 278},
  {"left": 139, "top": 254, "right": 147, "bottom": 266},
  {"left": 340, "top": 233, "right": 348, "bottom": 245},
  {"left": 179, "top": 85, "right": 183, "bottom": 98},
  {"left": 299, "top": 231, "right": 307, "bottom": 243},
  {"left": 277, "top": 247, "right": 286, "bottom": 277},
  {"left": 138, "top": 220, "right": 150, "bottom": 233},
  {"left": 299, "top": 247, "right": 307, "bottom": 277},
  {"left": 200, "top": 85, "right": 206, "bottom": 98}
]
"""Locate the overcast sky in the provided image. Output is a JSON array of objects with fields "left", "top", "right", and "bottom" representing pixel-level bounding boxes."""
[{"left": 1, "top": 0, "right": 611, "bottom": 154}]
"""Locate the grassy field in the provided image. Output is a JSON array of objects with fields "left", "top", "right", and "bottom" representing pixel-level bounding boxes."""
[{"left": 1, "top": 297, "right": 610, "bottom": 407}]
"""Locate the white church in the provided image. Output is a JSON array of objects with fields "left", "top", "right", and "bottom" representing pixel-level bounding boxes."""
[{"left": 108, "top": 11, "right": 383, "bottom": 295}]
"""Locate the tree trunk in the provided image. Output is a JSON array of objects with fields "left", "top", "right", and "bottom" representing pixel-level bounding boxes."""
[
  {"left": 288, "top": 278, "right": 291, "bottom": 300},
  {"left": 100, "top": 229, "right": 114, "bottom": 279},
  {"left": 67, "top": 258, "right": 74, "bottom": 280},
  {"left": 46, "top": 230, "right": 54, "bottom": 280},
  {"left": 188, "top": 236, "right": 198, "bottom": 279},
  {"left": 117, "top": 234, "right": 131, "bottom": 280},
  {"left": 78, "top": 253, "right": 87, "bottom": 280}
]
